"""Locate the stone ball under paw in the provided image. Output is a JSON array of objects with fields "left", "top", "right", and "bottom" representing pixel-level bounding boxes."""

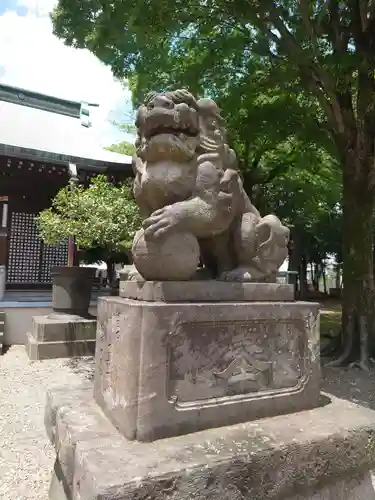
[{"left": 132, "top": 229, "right": 200, "bottom": 281}]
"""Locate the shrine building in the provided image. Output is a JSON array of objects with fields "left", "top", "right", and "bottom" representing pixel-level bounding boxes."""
[{"left": 0, "top": 83, "right": 132, "bottom": 291}]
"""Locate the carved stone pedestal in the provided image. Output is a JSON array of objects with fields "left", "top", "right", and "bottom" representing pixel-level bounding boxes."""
[
  {"left": 94, "top": 281, "right": 320, "bottom": 442},
  {"left": 26, "top": 314, "right": 96, "bottom": 360},
  {"left": 46, "top": 386, "right": 375, "bottom": 500},
  {"left": 45, "top": 281, "right": 375, "bottom": 500}
]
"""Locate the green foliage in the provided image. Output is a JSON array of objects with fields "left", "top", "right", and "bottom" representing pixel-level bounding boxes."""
[
  {"left": 105, "top": 140, "right": 136, "bottom": 156},
  {"left": 80, "top": 245, "right": 131, "bottom": 265},
  {"left": 52, "top": 0, "right": 343, "bottom": 264},
  {"left": 261, "top": 138, "right": 342, "bottom": 261},
  {"left": 36, "top": 175, "right": 142, "bottom": 253},
  {"left": 51, "top": 0, "right": 346, "bottom": 259},
  {"left": 52, "top": 0, "right": 375, "bottom": 360},
  {"left": 52, "top": 1, "right": 375, "bottom": 151},
  {"left": 50, "top": 0, "right": 339, "bottom": 183}
]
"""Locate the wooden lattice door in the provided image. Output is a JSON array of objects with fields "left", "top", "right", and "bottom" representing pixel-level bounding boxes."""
[{"left": 7, "top": 211, "right": 68, "bottom": 286}]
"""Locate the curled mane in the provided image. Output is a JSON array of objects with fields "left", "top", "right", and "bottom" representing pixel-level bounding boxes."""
[
  {"left": 143, "top": 89, "right": 198, "bottom": 109},
  {"left": 197, "top": 98, "right": 230, "bottom": 168},
  {"left": 139, "top": 89, "right": 234, "bottom": 169}
]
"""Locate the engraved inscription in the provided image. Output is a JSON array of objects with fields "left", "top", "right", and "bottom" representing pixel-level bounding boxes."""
[
  {"left": 97, "top": 309, "right": 123, "bottom": 391},
  {"left": 213, "top": 355, "right": 273, "bottom": 388},
  {"left": 167, "top": 319, "right": 307, "bottom": 407}
]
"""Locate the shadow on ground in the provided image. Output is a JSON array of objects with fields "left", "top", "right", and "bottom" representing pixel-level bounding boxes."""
[
  {"left": 61, "top": 352, "right": 375, "bottom": 414},
  {"left": 64, "top": 356, "right": 95, "bottom": 381},
  {"left": 322, "top": 365, "right": 375, "bottom": 411}
]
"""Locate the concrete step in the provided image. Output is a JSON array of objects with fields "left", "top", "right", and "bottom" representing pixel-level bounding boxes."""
[
  {"left": 26, "top": 332, "right": 96, "bottom": 360},
  {"left": 0, "top": 311, "right": 4, "bottom": 354}
]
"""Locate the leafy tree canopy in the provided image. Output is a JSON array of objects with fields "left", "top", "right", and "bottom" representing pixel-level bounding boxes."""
[
  {"left": 52, "top": 0, "right": 375, "bottom": 149},
  {"left": 52, "top": 0, "right": 375, "bottom": 364},
  {"left": 105, "top": 140, "right": 136, "bottom": 156},
  {"left": 36, "top": 174, "right": 142, "bottom": 252},
  {"left": 52, "top": 0, "right": 343, "bottom": 260},
  {"left": 262, "top": 137, "right": 342, "bottom": 262},
  {"left": 51, "top": 0, "right": 339, "bottom": 197}
]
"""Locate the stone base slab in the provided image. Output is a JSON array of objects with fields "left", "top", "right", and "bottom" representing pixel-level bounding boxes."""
[
  {"left": 120, "top": 279, "right": 294, "bottom": 302},
  {"left": 95, "top": 297, "right": 320, "bottom": 441},
  {"left": 45, "top": 385, "right": 375, "bottom": 500},
  {"left": 26, "top": 333, "right": 96, "bottom": 360},
  {"left": 0, "top": 310, "right": 4, "bottom": 355},
  {"left": 25, "top": 314, "right": 97, "bottom": 360}
]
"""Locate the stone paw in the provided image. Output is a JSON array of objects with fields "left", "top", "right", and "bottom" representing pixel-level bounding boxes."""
[
  {"left": 120, "top": 265, "right": 145, "bottom": 282},
  {"left": 219, "top": 267, "right": 256, "bottom": 282},
  {"left": 128, "top": 270, "right": 145, "bottom": 282}
]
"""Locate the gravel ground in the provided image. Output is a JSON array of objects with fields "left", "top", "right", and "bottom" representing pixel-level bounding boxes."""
[
  {"left": 0, "top": 346, "right": 94, "bottom": 500},
  {"left": 1, "top": 346, "right": 375, "bottom": 499},
  {"left": 322, "top": 364, "right": 375, "bottom": 411}
]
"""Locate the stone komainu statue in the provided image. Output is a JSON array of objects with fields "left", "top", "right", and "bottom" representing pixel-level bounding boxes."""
[{"left": 130, "top": 89, "right": 289, "bottom": 282}]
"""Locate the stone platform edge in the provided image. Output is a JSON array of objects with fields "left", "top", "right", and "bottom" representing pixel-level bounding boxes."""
[
  {"left": 26, "top": 315, "right": 97, "bottom": 360},
  {"left": 26, "top": 332, "right": 96, "bottom": 360},
  {"left": 46, "top": 385, "right": 375, "bottom": 500},
  {"left": 120, "top": 280, "right": 295, "bottom": 302}
]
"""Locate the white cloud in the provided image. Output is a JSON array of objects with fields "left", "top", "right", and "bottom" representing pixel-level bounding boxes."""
[
  {"left": 15, "top": 0, "right": 57, "bottom": 16},
  {"left": 0, "top": 0, "right": 134, "bottom": 147}
]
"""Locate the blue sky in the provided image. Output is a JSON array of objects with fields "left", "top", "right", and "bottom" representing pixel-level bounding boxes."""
[
  {"left": 0, "top": 0, "right": 134, "bottom": 146},
  {"left": 0, "top": 0, "right": 28, "bottom": 16}
]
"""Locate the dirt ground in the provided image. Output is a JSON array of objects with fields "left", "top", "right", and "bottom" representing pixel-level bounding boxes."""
[
  {"left": 314, "top": 299, "right": 375, "bottom": 408},
  {"left": 322, "top": 363, "right": 375, "bottom": 410},
  {"left": 2, "top": 313, "right": 375, "bottom": 499}
]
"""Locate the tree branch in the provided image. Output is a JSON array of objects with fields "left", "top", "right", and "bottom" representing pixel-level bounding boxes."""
[
  {"left": 263, "top": 162, "right": 291, "bottom": 184},
  {"left": 327, "top": 0, "right": 349, "bottom": 53},
  {"left": 349, "top": 0, "right": 366, "bottom": 45},
  {"left": 298, "top": 0, "right": 319, "bottom": 54},
  {"left": 264, "top": 5, "right": 354, "bottom": 137},
  {"left": 243, "top": 139, "right": 251, "bottom": 169},
  {"left": 366, "top": 0, "right": 375, "bottom": 27},
  {"left": 353, "top": 0, "right": 375, "bottom": 32}
]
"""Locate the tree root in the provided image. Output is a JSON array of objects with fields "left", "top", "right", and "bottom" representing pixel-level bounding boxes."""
[
  {"left": 322, "top": 341, "right": 374, "bottom": 371},
  {"left": 324, "top": 348, "right": 359, "bottom": 367},
  {"left": 348, "top": 360, "right": 373, "bottom": 372},
  {"left": 323, "top": 329, "right": 360, "bottom": 367},
  {"left": 320, "top": 334, "right": 341, "bottom": 358}
]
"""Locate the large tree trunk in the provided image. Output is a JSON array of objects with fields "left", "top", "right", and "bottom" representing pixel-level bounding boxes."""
[
  {"left": 106, "top": 258, "right": 115, "bottom": 287},
  {"left": 299, "top": 255, "right": 309, "bottom": 300},
  {"left": 335, "top": 263, "right": 341, "bottom": 289},
  {"left": 328, "top": 167, "right": 375, "bottom": 369},
  {"left": 311, "top": 262, "right": 317, "bottom": 290},
  {"left": 288, "top": 230, "right": 302, "bottom": 296},
  {"left": 322, "top": 265, "right": 327, "bottom": 295}
]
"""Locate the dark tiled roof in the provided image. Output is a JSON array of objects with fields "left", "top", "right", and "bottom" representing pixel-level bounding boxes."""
[
  {"left": 0, "top": 82, "right": 93, "bottom": 118},
  {"left": 0, "top": 84, "right": 132, "bottom": 170}
]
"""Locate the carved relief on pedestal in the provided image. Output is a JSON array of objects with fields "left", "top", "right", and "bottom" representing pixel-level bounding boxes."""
[
  {"left": 97, "top": 309, "right": 124, "bottom": 407},
  {"left": 212, "top": 354, "right": 273, "bottom": 389},
  {"left": 167, "top": 319, "right": 308, "bottom": 408},
  {"left": 105, "top": 312, "right": 121, "bottom": 377}
]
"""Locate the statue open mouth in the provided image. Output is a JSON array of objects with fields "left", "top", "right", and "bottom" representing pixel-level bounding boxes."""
[
  {"left": 144, "top": 108, "right": 199, "bottom": 139},
  {"left": 132, "top": 89, "right": 290, "bottom": 283},
  {"left": 146, "top": 126, "right": 197, "bottom": 140},
  {"left": 140, "top": 110, "right": 199, "bottom": 162}
]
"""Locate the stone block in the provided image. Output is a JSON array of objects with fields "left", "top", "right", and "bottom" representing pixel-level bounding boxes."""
[
  {"left": 45, "top": 386, "right": 375, "bottom": 500},
  {"left": 0, "top": 310, "right": 4, "bottom": 354},
  {"left": 26, "top": 315, "right": 97, "bottom": 360},
  {"left": 32, "top": 315, "right": 97, "bottom": 342},
  {"left": 94, "top": 294, "right": 320, "bottom": 441},
  {"left": 120, "top": 279, "right": 295, "bottom": 302}
]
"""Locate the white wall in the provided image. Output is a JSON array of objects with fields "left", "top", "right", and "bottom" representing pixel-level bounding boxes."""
[{"left": 3, "top": 304, "right": 97, "bottom": 345}]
